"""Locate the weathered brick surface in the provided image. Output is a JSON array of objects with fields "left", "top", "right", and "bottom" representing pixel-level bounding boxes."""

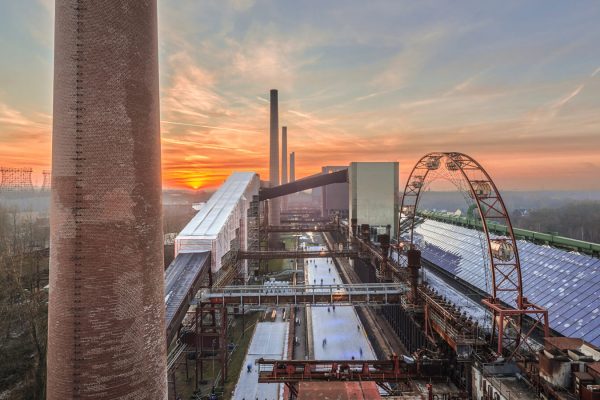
[{"left": 48, "top": 1, "right": 167, "bottom": 398}]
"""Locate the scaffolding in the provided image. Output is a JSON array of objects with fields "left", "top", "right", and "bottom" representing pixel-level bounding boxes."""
[
  {"left": 0, "top": 167, "right": 34, "bottom": 192},
  {"left": 41, "top": 170, "right": 51, "bottom": 191}
]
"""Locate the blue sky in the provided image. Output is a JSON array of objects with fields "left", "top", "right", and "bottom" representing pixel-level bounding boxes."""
[{"left": 0, "top": 0, "right": 599, "bottom": 189}]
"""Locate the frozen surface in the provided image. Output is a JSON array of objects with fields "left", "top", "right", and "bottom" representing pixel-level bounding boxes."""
[
  {"left": 232, "top": 321, "right": 288, "bottom": 400},
  {"left": 305, "top": 246, "right": 376, "bottom": 360}
]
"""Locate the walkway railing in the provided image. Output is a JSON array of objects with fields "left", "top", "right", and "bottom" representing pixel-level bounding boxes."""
[{"left": 202, "top": 283, "right": 405, "bottom": 306}]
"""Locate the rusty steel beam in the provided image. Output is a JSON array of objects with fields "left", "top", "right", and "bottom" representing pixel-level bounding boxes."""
[
  {"left": 259, "top": 169, "right": 348, "bottom": 201},
  {"left": 257, "top": 355, "right": 412, "bottom": 383}
]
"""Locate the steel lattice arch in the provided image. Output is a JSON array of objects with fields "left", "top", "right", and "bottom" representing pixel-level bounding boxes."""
[{"left": 398, "top": 152, "right": 549, "bottom": 358}]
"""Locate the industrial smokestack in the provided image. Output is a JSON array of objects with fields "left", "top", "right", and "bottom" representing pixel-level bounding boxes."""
[
  {"left": 281, "top": 126, "right": 288, "bottom": 185},
  {"left": 281, "top": 126, "right": 288, "bottom": 210},
  {"left": 290, "top": 152, "right": 296, "bottom": 182},
  {"left": 47, "top": 1, "right": 166, "bottom": 398},
  {"left": 269, "top": 89, "right": 281, "bottom": 225}
]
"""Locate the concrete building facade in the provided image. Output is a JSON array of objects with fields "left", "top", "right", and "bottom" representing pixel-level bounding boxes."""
[
  {"left": 48, "top": 1, "right": 167, "bottom": 398},
  {"left": 349, "top": 162, "right": 399, "bottom": 238},
  {"left": 321, "top": 166, "right": 349, "bottom": 218}
]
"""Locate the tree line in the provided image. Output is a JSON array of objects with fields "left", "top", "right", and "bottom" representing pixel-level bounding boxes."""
[{"left": 510, "top": 200, "right": 600, "bottom": 243}]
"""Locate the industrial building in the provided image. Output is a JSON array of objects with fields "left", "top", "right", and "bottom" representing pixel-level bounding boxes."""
[
  {"left": 321, "top": 165, "right": 349, "bottom": 218},
  {"left": 43, "top": 4, "right": 600, "bottom": 395},
  {"left": 349, "top": 161, "right": 399, "bottom": 238},
  {"left": 175, "top": 172, "right": 260, "bottom": 278}
]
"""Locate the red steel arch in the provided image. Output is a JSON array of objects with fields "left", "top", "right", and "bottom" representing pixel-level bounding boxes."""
[
  {"left": 399, "top": 152, "right": 523, "bottom": 307},
  {"left": 399, "top": 152, "right": 548, "bottom": 358}
]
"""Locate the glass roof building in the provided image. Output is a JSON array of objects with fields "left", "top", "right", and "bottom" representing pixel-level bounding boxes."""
[{"left": 413, "top": 219, "right": 600, "bottom": 347}]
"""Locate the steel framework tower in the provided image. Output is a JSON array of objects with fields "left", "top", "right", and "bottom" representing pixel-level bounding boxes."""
[
  {"left": 47, "top": 1, "right": 167, "bottom": 398},
  {"left": 41, "top": 170, "right": 51, "bottom": 191},
  {"left": 0, "top": 167, "right": 34, "bottom": 191}
]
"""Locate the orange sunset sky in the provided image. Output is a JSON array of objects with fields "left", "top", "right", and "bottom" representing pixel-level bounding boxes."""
[{"left": 0, "top": 1, "right": 599, "bottom": 190}]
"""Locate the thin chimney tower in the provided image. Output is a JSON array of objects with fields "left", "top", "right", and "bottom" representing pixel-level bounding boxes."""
[
  {"left": 47, "top": 1, "right": 167, "bottom": 398},
  {"left": 281, "top": 126, "right": 288, "bottom": 185},
  {"left": 281, "top": 126, "right": 288, "bottom": 210},
  {"left": 290, "top": 152, "right": 296, "bottom": 182},
  {"left": 269, "top": 89, "right": 280, "bottom": 226}
]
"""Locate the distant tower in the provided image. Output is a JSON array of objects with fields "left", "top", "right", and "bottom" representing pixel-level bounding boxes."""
[
  {"left": 41, "top": 170, "right": 51, "bottom": 191},
  {"left": 269, "top": 89, "right": 280, "bottom": 226},
  {"left": 290, "top": 152, "right": 296, "bottom": 182},
  {"left": 281, "top": 126, "right": 288, "bottom": 210},
  {"left": 47, "top": 1, "right": 166, "bottom": 399},
  {"left": 0, "top": 167, "right": 34, "bottom": 191}
]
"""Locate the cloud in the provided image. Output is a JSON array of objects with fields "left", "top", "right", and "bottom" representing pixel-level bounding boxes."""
[
  {"left": 552, "top": 84, "right": 584, "bottom": 111},
  {"left": 0, "top": 101, "right": 51, "bottom": 174}
]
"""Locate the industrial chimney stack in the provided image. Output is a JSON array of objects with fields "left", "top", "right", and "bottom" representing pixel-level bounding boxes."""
[
  {"left": 47, "top": 1, "right": 167, "bottom": 398},
  {"left": 290, "top": 152, "right": 296, "bottom": 182},
  {"left": 281, "top": 126, "right": 288, "bottom": 210},
  {"left": 269, "top": 89, "right": 281, "bottom": 226}
]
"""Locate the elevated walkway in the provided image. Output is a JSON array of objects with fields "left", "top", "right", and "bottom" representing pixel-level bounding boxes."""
[
  {"left": 259, "top": 169, "right": 347, "bottom": 201},
  {"left": 238, "top": 249, "right": 358, "bottom": 259},
  {"left": 265, "top": 224, "right": 337, "bottom": 232},
  {"left": 165, "top": 251, "right": 211, "bottom": 344},
  {"left": 202, "top": 283, "right": 405, "bottom": 306}
]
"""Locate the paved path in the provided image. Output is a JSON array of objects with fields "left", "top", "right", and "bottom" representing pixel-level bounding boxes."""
[{"left": 305, "top": 245, "right": 376, "bottom": 360}]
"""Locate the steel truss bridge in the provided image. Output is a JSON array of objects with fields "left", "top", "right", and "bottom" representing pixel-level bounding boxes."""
[
  {"left": 263, "top": 224, "right": 337, "bottom": 232},
  {"left": 237, "top": 249, "right": 359, "bottom": 259},
  {"left": 202, "top": 283, "right": 405, "bottom": 306},
  {"left": 256, "top": 355, "right": 466, "bottom": 398}
]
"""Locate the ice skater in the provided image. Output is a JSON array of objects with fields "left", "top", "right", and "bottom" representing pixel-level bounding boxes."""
[
  {"left": 359, "top": 347, "right": 363, "bottom": 357},
  {"left": 322, "top": 338, "right": 327, "bottom": 347}
]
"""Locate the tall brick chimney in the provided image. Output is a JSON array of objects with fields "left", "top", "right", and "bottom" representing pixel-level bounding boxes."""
[{"left": 47, "top": 1, "right": 167, "bottom": 398}]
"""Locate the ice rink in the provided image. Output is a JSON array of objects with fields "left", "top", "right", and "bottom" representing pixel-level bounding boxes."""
[
  {"left": 232, "top": 320, "right": 288, "bottom": 400},
  {"left": 305, "top": 245, "right": 376, "bottom": 360}
]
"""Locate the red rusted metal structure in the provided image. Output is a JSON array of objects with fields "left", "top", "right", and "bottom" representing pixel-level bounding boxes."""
[
  {"left": 257, "top": 355, "right": 413, "bottom": 397},
  {"left": 257, "top": 354, "right": 465, "bottom": 397},
  {"left": 398, "top": 152, "right": 549, "bottom": 359}
]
